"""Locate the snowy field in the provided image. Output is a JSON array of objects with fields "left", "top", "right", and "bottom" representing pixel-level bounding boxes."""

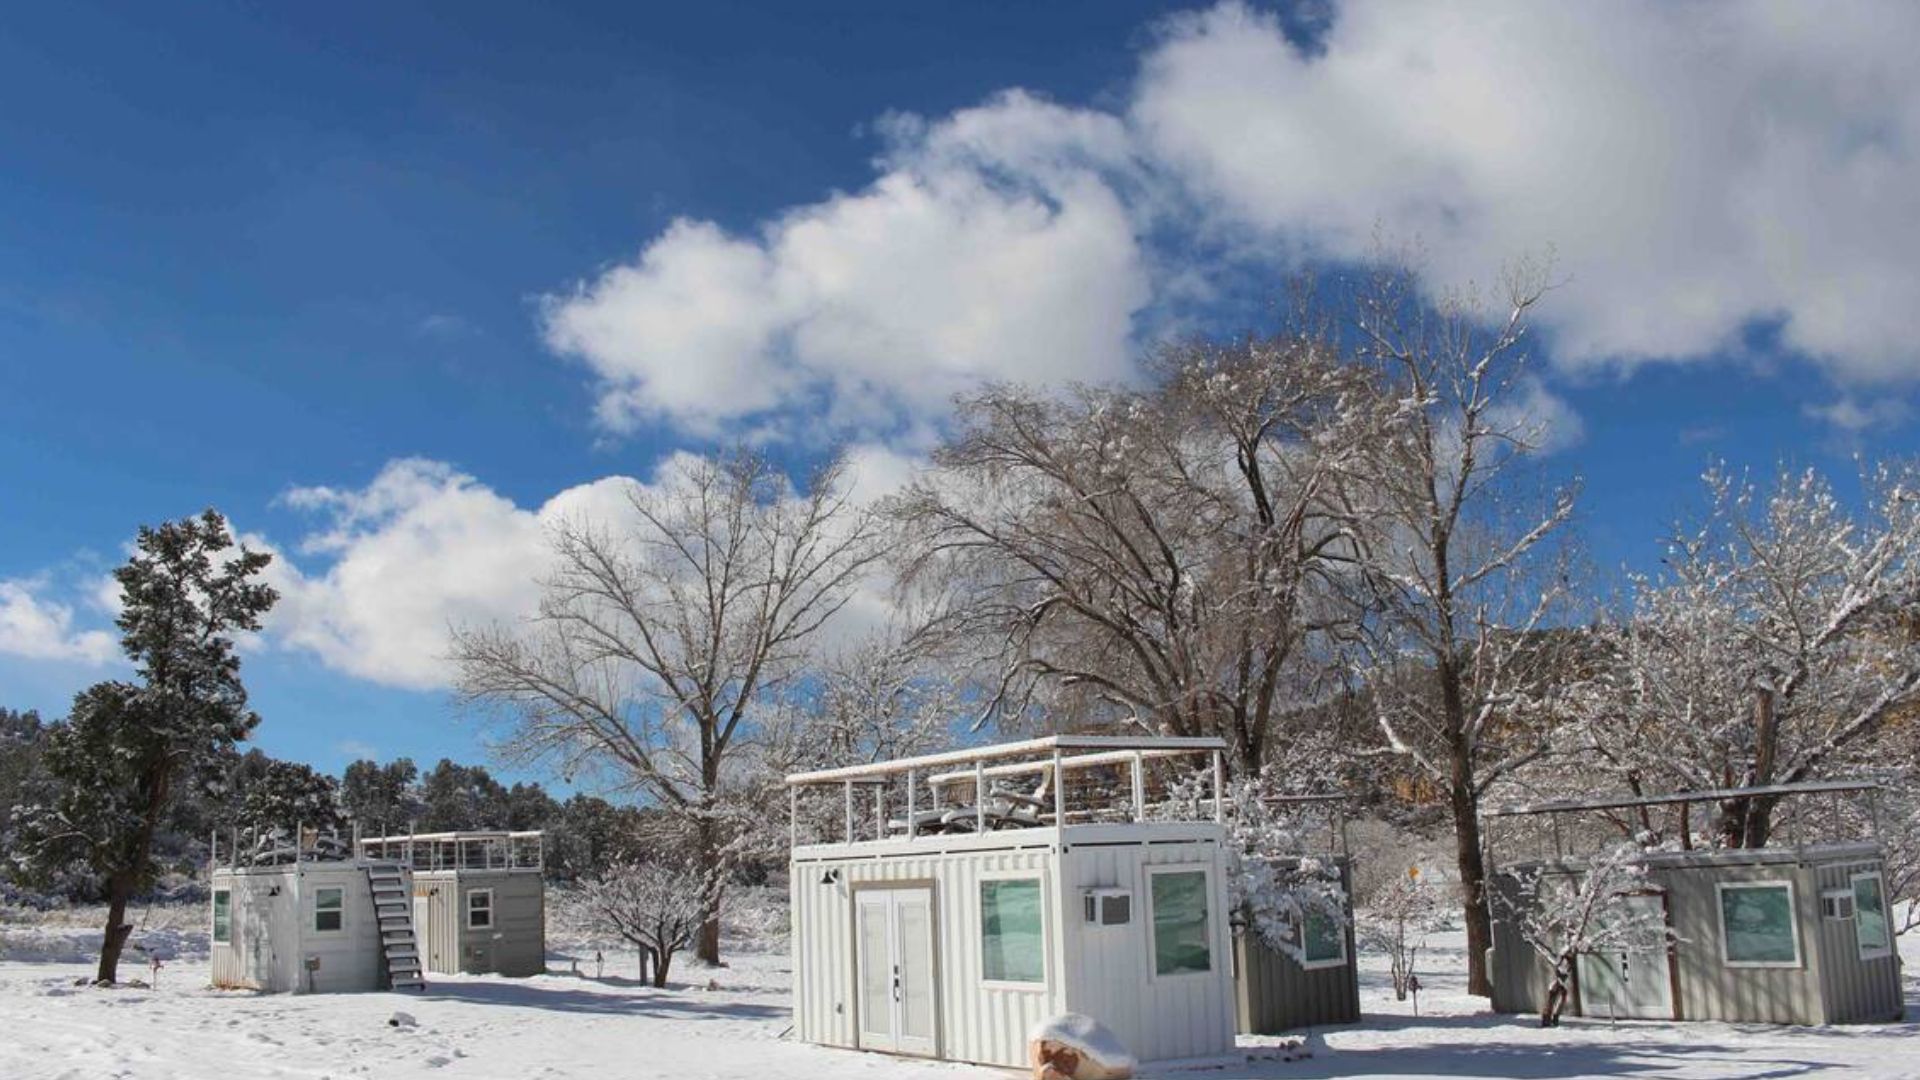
[{"left": 2, "top": 910, "right": 1915, "bottom": 1080}]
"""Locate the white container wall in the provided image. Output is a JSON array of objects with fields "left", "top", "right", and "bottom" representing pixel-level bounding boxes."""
[
  {"left": 792, "top": 823, "right": 1235, "bottom": 1069},
  {"left": 210, "top": 862, "right": 398, "bottom": 994}
]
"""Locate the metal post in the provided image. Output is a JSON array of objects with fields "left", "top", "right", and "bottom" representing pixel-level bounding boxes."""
[
  {"left": 843, "top": 781, "right": 854, "bottom": 844},
  {"left": 1130, "top": 751, "right": 1146, "bottom": 823},
  {"left": 790, "top": 786, "right": 799, "bottom": 849},
  {"left": 873, "top": 784, "right": 884, "bottom": 841},
  {"left": 906, "top": 771, "right": 918, "bottom": 841},
  {"left": 1211, "top": 751, "right": 1225, "bottom": 824},
  {"left": 1051, "top": 749, "right": 1066, "bottom": 827},
  {"left": 975, "top": 760, "right": 987, "bottom": 832}
]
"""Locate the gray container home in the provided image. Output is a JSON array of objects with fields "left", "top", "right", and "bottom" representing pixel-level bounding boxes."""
[
  {"left": 1485, "top": 783, "right": 1903, "bottom": 1025},
  {"left": 358, "top": 831, "right": 547, "bottom": 978}
]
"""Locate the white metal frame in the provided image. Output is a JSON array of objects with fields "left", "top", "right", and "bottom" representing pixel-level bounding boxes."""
[
  {"left": 467, "top": 887, "right": 495, "bottom": 930},
  {"left": 1849, "top": 871, "right": 1892, "bottom": 960},
  {"left": 977, "top": 868, "right": 1051, "bottom": 992},
  {"left": 1145, "top": 863, "right": 1217, "bottom": 982},
  {"left": 312, "top": 884, "right": 347, "bottom": 935},
  {"left": 1714, "top": 880, "right": 1802, "bottom": 969}
]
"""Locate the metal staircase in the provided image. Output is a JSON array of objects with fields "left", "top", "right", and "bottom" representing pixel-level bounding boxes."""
[{"left": 365, "top": 862, "right": 426, "bottom": 991}]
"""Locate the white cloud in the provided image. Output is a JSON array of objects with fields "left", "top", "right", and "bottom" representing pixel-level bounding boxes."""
[
  {"left": 1133, "top": 1, "right": 1920, "bottom": 383},
  {"left": 260, "top": 450, "right": 917, "bottom": 691},
  {"left": 546, "top": 1, "right": 1920, "bottom": 440},
  {"left": 543, "top": 91, "right": 1151, "bottom": 439},
  {"left": 0, "top": 578, "right": 117, "bottom": 665}
]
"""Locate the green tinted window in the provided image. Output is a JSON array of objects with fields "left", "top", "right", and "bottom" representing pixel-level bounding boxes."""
[
  {"left": 1151, "top": 870, "right": 1211, "bottom": 975},
  {"left": 1719, "top": 883, "right": 1797, "bottom": 966},
  {"left": 981, "top": 879, "right": 1044, "bottom": 983},
  {"left": 1853, "top": 875, "right": 1890, "bottom": 956},
  {"left": 1304, "top": 909, "right": 1344, "bottom": 965},
  {"left": 212, "top": 890, "right": 232, "bottom": 943}
]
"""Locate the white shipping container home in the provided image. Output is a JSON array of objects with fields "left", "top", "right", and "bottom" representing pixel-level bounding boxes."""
[
  {"left": 786, "top": 736, "right": 1239, "bottom": 1070},
  {"left": 209, "top": 834, "right": 425, "bottom": 994},
  {"left": 357, "top": 832, "right": 547, "bottom": 978}
]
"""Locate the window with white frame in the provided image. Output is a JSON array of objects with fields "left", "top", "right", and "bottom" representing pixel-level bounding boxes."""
[
  {"left": 1716, "top": 881, "right": 1799, "bottom": 967},
  {"left": 1149, "top": 867, "right": 1212, "bottom": 976},
  {"left": 212, "top": 889, "right": 232, "bottom": 943},
  {"left": 314, "top": 886, "right": 344, "bottom": 933},
  {"left": 1302, "top": 907, "right": 1347, "bottom": 968},
  {"left": 1851, "top": 872, "right": 1891, "bottom": 959},
  {"left": 980, "top": 878, "right": 1044, "bottom": 983},
  {"left": 467, "top": 888, "right": 494, "bottom": 930}
]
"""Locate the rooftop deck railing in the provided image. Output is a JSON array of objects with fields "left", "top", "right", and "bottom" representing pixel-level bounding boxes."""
[{"left": 784, "top": 735, "right": 1228, "bottom": 847}]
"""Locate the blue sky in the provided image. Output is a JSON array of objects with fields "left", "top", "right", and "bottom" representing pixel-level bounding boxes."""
[{"left": 3, "top": 1, "right": 1916, "bottom": 784}]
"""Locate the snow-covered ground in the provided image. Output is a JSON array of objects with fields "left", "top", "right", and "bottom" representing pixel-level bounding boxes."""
[{"left": 2, "top": 910, "right": 1914, "bottom": 1079}]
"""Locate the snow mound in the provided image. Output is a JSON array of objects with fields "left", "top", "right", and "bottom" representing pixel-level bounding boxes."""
[{"left": 1028, "top": 1013, "right": 1135, "bottom": 1079}]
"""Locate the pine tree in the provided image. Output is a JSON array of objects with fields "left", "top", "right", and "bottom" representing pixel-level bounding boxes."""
[{"left": 13, "top": 510, "right": 275, "bottom": 984}]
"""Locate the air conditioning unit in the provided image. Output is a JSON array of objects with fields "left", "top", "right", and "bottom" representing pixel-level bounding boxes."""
[{"left": 1083, "top": 888, "right": 1132, "bottom": 926}]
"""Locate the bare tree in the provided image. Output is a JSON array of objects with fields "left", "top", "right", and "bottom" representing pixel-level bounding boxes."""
[
  {"left": 452, "top": 451, "right": 883, "bottom": 965},
  {"left": 893, "top": 323, "right": 1373, "bottom": 770},
  {"left": 1574, "top": 461, "right": 1920, "bottom": 847},
  {"left": 1345, "top": 257, "right": 1578, "bottom": 997},
  {"left": 1355, "top": 865, "right": 1448, "bottom": 1003}
]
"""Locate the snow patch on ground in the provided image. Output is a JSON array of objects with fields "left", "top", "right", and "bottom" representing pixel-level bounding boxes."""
[{"left": 0, "top": 905, "right": 1914, "bottom": 1079}]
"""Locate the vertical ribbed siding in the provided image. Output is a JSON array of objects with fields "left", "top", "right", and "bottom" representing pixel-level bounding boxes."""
[
  {"left": 1235, "top": 858, "right": 1361, "bottom": 1033},
  {"left": 1493, "top": 852, "right": 1901, "bottom": 1026},
  {"left": 792, "top": 842, "right": 1061, "bottom": 1067},
  {"left": 1665, "top": 862, "right": 1823, "bottom": 1024},
  {"left": 1810, "top": 859, "right": 1903, "bottom": 1023},
  {"left": 1057, "top": 837, "right": 1236, "bottom": 1063}
]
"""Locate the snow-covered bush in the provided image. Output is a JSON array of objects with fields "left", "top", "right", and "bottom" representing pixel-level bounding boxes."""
[
  {"left": 1156, "top": 767, "right": 1348, "bottom": 962},
  {"left": 566, "top": 861, "right": 706, "bottom": 987}
]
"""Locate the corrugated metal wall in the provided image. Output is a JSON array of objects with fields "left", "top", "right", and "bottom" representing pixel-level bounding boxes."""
[
  {"left": 1234, "top": 859, "right": 1361, "bottom": 1033},
  {"left": 1059, "top": 836, "right": 1238, "bottom": 1063},
  {"left": 211, "top": 864, "right": 389, "bottom": 994},
  {"left": 1809, "top": 858, "right": 1903, "bottom": 1023},
  {"left": 792, "top": 839, "right": 1064, "bottom": 1068},
  {"left": 1663, "top": 861, "right": 1823, "bottom": 1024},
  {"left": 444, "top": 871, "right": 546, "bottom": 977},
  {"left": 1489, "top": 850, "right": 1902, "bottom": 1026}
]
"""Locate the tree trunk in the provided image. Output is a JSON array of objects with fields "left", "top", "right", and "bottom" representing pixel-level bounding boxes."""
[
  {"left": 1541, "top": 960, "right": 1571, "bottom": 1027},
  {"left": 694, "top": 814, "right": 723, "bottom": 966},
  {"left": 1451, "top": 777, "right": 1495, "bottom": 998},
  {"left": 1438, "top": 651, "right": 1494, "bottom": 999},
  {"left": 652, "top": 947, "right": 672, "bottom": 988},
  {"left": 96, "top": 876, "right": 134, "bottom": 985}
]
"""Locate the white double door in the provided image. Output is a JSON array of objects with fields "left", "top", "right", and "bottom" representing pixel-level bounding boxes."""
[
  {"left": 855, "top": 886, "right": 937, "bottom": 1056},
  {"left": 1577, "top": 894, "right": 1675, "bottom": 1020}
]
